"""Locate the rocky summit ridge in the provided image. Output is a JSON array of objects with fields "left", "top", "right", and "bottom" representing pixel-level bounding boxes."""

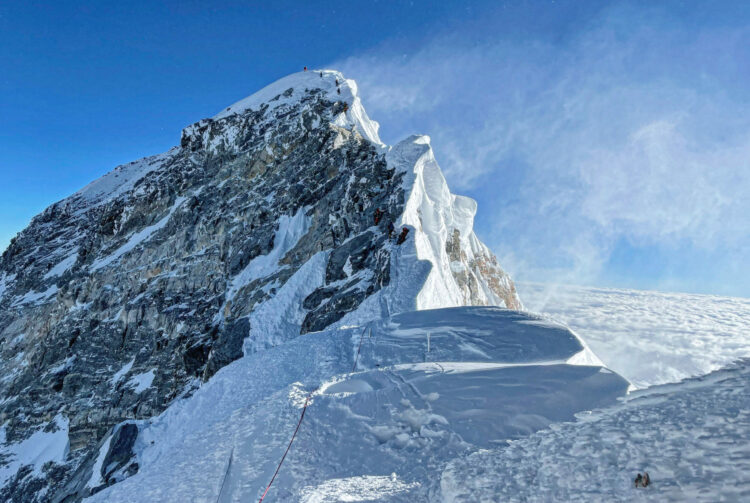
[{"left": 0, "top": 70, "right": 520, "bottom": 502}]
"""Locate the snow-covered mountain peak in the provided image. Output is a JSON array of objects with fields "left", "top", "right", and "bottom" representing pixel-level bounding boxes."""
[
  {"left": 59, "top": 70, "right": 381, "bottom": 217},
  {"left": 1, "top": 69, "right": 524, "bottom": 502},
  {"left": 213, "top": 69, "right": 383, "bottom": 145}
]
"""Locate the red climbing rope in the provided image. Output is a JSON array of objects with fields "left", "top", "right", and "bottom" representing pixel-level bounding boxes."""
[
  {"left": 352, "top": 326, "right": 369, "bottom": 372},
  {"left": 258, "top": 389, "right": 315, "bottom": 502}
]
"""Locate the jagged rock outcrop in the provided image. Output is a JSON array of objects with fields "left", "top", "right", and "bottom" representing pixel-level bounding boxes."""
[{"left": 0, "top": 70, "right": 520, "bottom": 502}]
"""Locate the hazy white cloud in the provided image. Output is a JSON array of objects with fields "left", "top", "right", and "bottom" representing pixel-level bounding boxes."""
[{"left": 335, "top": 4, "right": 750, "bottom": 294}]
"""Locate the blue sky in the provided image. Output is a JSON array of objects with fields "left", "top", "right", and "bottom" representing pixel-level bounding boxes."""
[{"left": 2, "top": 1, "right": 749, "bottom": 297}]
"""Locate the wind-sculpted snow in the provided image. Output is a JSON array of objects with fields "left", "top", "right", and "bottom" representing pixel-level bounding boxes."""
[
  {"left": 519, "top": 282, "right": 750, "bottom": 388},
  {"left": 214, "top": 71, "right": 384, "bottom": 147},
  {"left": 441, "top": 358, "right": 750, "bottom": 502},
  {"left": 86, "top": 307, "right": 627, "bottom": 502},
  {"left": 0, "top": 70, "right": 520, "bottom": 501},
  {"left": 391, "top": 135, "right": 521, "bottom": 311}
]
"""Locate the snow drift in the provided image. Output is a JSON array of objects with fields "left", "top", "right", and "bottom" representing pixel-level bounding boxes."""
[{"left": 87, "top": 307, "right": 628, "bottom": 502}]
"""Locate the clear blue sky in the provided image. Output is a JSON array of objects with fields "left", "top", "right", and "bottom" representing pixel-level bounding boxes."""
[{"left": 2, "top": 1, "right": 749, "bottom": 297}]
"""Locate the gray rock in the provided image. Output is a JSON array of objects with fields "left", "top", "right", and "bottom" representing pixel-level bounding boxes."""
[
  {"left": 0, "top": 83, "right": 406, "bottom": 502},
  {"left": 100, "top": 423, "right": 139, "bottom": 485}
]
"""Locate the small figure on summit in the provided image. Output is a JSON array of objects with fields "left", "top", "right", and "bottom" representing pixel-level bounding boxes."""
[
  {"left": 373, "top": 208, "right": 383, "bottom": 225},
  {"left": 397, "top": 227, "right": 410, "bottom": 245},
  {"left": 320, "top": 71, "right": 323, "bottom": 78},
  {"left": 303, "top": 66, "right": 308, "bottom": 72}
]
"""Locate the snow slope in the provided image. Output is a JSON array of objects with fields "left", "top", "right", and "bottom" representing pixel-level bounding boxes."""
[
  {"left": 441, "top": 358, "right": 750, "bottom": 502},
  {"left": 86, "top": 307, "right": 627, "bottom": 502},
  {"left": 70, "top": 149, "right": 177, "bottom": 211},
  {"left": 519, "top": 282, "right": 750, "bottom": 388}
]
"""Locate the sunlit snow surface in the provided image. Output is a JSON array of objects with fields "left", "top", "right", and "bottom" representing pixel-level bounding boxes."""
[
  {"left": 519, "top": 282, "right": 750, "bottom": 388},
  {"left": 431, "top": 283, "right": 750, "bottom": 502},
  {"left": 86, "top": 307, "right": 627, "bottom": 502},
  {"left": 441, "top": 359, "right": 750, "bottom": 502}
]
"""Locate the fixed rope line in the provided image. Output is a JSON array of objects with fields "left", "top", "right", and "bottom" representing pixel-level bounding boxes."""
[
  {"left": 259, "top": 323, "right": 373, "bottom": 501},
  {"left": 352, "top": 325, "right": 369, "bottom": 372},
  {"left": 216, "top": 447, "right": 234, "bottom": 503},
  {"left": 258, "top": 388, "right": 316, "bottom": 502}
]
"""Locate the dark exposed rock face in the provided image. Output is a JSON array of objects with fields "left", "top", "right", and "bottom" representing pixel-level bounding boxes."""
[
  {"left": 0, "top": 78, "right": 404, "bottom": 502},
  {"left": 99, "top": 423, "right": 139, "bottom": 486}
]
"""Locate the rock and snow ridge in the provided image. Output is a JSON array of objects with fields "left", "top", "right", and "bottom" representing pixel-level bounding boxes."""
[
  {"left": 3, "top": 69, "right": 737, "bottom": 502},
  {"left": 86, "top": 308, "right": 627, "bottom": 502},
  {"left": 0, "top": 69, "right": 523, "bottom": 501},
  {"left": 392, "top": 134, "right": 521, "bottom": 311}
]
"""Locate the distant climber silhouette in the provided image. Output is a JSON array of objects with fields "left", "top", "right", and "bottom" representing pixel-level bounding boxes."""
[{"left": 397, "top": 227, "right": 409, "bottom": 245}]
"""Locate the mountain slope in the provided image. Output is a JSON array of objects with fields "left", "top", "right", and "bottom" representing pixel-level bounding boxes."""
[
  {"left": 0, "top": 70, "right": 521, "bottom": 502},
  {"left": 85, "top": 307, "right": 627, "bottom": 502}
]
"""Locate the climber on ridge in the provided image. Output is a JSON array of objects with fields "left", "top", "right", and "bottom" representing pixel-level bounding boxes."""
[
  {"left": 397, "top": 227, "right": 409, "bottom": 245},
  {"left": 387, "top": 221, "right": 395, "bottom": 239},
  {"left": 634, "top": 471, "right": 651, "bottom": 488},
  {"left": 374, "top": 208, "right": 383, "bottom": 225},
  {"left": 304, "top": 66, "right": 307, "bottom": 71}
]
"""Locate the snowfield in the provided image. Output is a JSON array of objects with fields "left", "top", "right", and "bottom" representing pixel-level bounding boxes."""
[
  {"left": 425, "top": 283, "right": 750, "bottom": 502},
  {"left": 86, "top": 307, "right": 627, "bottom": 502},
  {"left": 441, "top": 358, "right": 750, "bottom": 502},
  {"left": 81, "top": 282, "right": 748, "bottom": 503},
  {"left": 519, "top": 282, "right": 750, "bottom": 389}
]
